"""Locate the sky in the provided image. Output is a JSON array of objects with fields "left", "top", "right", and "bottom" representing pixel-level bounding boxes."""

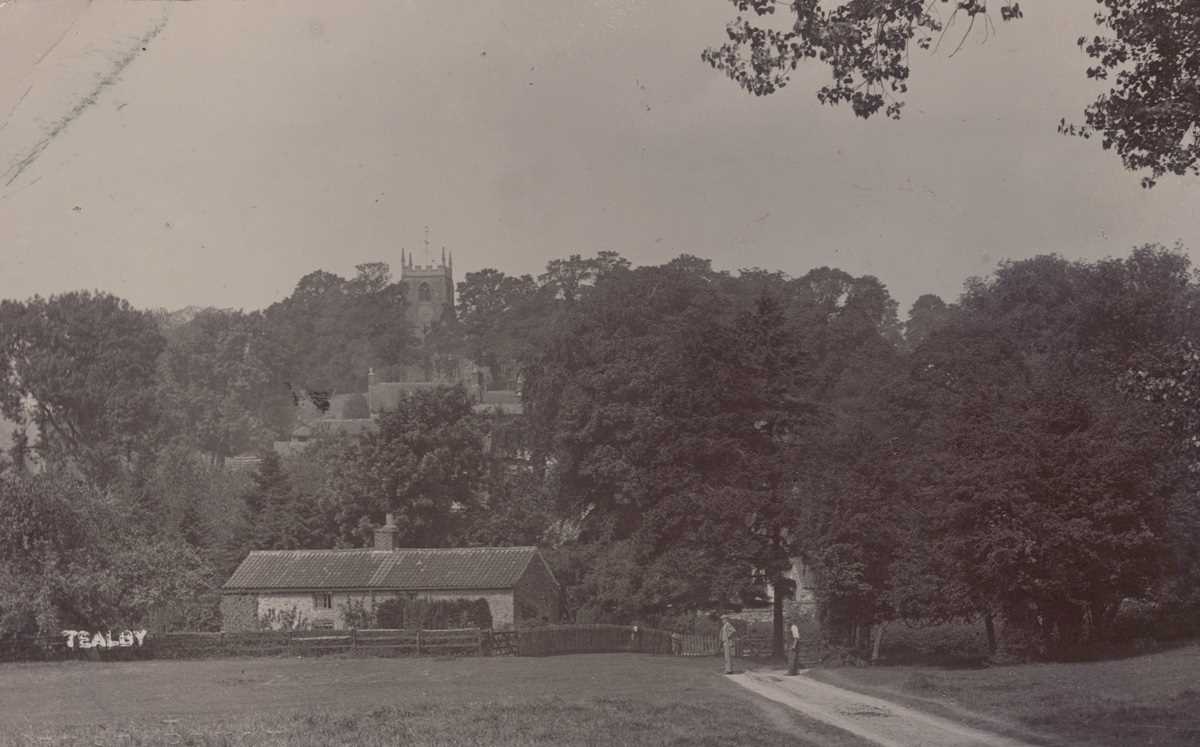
[{"left": 1, "top": 0, "right": 1198, "bottom": 316}]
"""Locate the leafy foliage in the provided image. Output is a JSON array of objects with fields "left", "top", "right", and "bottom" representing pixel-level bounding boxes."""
[
  {"left": 329, "top": 387, "right": 487, "bottom": 547},
  {"left": 158, "top": 309, "right": 291, "bottom": 461},
  {"left": 3, "top": 246, "right": 1198, "bottom": 658},
  {"left": 704, "top": 1, "right": 1200, "bottom": 186},
  {"left": 263, "top": 263, "right": 414, "bottom": 395},
  {"left": 0, "top": 292, "right": 165, "bottom": 485},
  {"left": 883, "top": 248, "right": 1196, "bottom": 653},
  {"left": 0, "top": 472, "right": 211, "bottom": 638},
  {"left": 374, "top": 597, "right": 493, "bottom": 630}
]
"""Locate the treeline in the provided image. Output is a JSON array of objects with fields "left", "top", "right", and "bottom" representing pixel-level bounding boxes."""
[
  {"left": 2, "top": 246, "right": 1199, "bottom": 659},
  {"left": 509, "top": 247, "right": 1200, "bottom": 658},
  {"left": 434, "top": 246, "right": 1199, "bottom": 657},
  {"left": 0, "top": 256, "right": 615, "bottom": 636}
]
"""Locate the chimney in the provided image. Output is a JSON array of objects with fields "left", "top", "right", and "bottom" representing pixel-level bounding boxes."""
[{"left": 374, "top": 513, "right": 400, "bottom": 551}]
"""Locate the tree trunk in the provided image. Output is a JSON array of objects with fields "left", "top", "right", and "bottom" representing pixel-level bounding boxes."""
[{"left": 983, "top": 611, "right": 997, "bottom": 655}]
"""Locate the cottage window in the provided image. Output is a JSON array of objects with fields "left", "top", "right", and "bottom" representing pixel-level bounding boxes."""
[{"left": 313, "top": 593, "right": 333, "bottom": 609}]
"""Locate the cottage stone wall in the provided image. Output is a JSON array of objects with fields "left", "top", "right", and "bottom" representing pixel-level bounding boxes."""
[
  {"left": 228, "top": 590, "right": 518, "bottom": 631},
  {"left": 419, "top": 590, "right": 514, "bottom": 629},
  {"left": 513, "top": 555, "right": 561, "bottom": 625},
  {"left": 255, "top": 592, "right": 390, "bottom": 630},
  {"left": 256, "top": 593, "right": 332, "bottom": 629}
]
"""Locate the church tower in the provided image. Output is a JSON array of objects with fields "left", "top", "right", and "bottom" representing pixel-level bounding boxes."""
[{"left": 400, "top": 229, "right": 454, "bottom": 338}]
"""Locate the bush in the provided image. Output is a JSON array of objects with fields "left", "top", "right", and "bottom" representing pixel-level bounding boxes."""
[
  {"left": 258, "top": 606, "right": 309, "bottom": 631},
  {"left": 339, "top": 599, "right": 374, "bottom": 629},
  {"left": 1110, "top": 599, "right": 1200, "bottom": 645},
  {"left": 651, "top": 611, "right": 722, "bottom": 635},
  {"left": 875, "top": 620, "right": 992, "bottom": 666},
  {"left": 374, "top": 598, "right": 492, "bottom": 629}
]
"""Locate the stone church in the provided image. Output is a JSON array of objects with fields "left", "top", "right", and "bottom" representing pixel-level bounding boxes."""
[
  {"left": 398, "top": 247, "right": 454, "bottom": 339},
  {"left": 272, "top": 249, "right": 522, "bottom": 457}
]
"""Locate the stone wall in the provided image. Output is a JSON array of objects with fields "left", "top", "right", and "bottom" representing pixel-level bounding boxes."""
[
  {"left": 513, "top": 553, "right": 561, "bottom": 625},
  {"left": 256, "top": 591, "right": 401, "bottom": 630},
  {"left": 225, "top": 589, "right": 525, "bottom": 631},
  {"left": 418, "top": 590, "right": 514, "bottom": 628},
  {"left": 726, "top": 599, "right": 818, "bottom": 627}
]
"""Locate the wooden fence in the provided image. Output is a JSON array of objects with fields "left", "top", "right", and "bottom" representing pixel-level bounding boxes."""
[
  {"left": 0, "top": 625, "right": 814, "bottom": 663},
  {"left": 514, "top": 624, "right": 676, "bottom": 656},
  {"left": 1, "top": 628, "right": 486, "bottom": 662},
  {"left": 678, "top": 632, "right": 721, "bottom": 657}
]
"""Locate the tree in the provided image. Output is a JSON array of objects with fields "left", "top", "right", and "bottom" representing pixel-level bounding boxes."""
[
  {"left": 241, "top": 451, "right": 310, "bottom": 551},
  {"left": 330, "top": 387, "right": 487, "bottom": 547},
  {"left": 455, "top": 268, "right": 538, "bottom": 386},
  {"left": 526, "top": 259, "right": 847, "bottom": 643},
  {"left": 703, "top": 1, "right": 1200, "bottom": 186},
  {"left": 462, "top": 457, "right": 554, "bottom": 547},
  {"left": 904, "top": 294, "right": 953, "bottom": 351},
  {"left": 0, "top": 472, "right": 211, "bottom": 638},
  {"left": 885, "top": 249, "right": 1194, "bottom": 654},
  {"left": 158, "top": 309, "right": 289, "bottom": 461},
  {"left": 263, "top": 263, "right": 414, "bottom": 395},
  {"left": 0, "top": 292, "right": 165, "bottom": 485}
]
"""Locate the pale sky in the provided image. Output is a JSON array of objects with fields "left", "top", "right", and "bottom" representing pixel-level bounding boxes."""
[{"left": 1, "top": 0, "right": 1197, "bottom": 316}]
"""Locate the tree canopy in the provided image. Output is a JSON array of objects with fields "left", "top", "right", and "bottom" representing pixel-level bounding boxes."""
[
  {"left": 0, "top": 292, "right": 165, "bottom": 485},
  {"left": 2, "top": 246, "right": 1198, "bottom": 656},
  {"left": 703, "top": 1, "right": 1200, "bottom": 186}
]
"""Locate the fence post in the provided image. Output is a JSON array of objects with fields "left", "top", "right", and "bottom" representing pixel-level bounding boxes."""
[
  {"left": 416, "top": 628, "right": 422, "bottom": 656},
  {"left": 351, "top": 628, "right": 357, "bottom": 653}
]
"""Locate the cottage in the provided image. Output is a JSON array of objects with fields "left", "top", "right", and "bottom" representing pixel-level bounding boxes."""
[{"left": 220, "top": 515, "right": 560, "bottom": 631}]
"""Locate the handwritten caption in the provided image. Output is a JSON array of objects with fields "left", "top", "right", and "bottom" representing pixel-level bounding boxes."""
[{"left": 61, "top": 630, "right": 148, "bottom": 649}]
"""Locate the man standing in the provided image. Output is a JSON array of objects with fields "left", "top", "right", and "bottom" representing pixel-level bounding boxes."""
[
  {"left": 787, "top": 622, "right": 802, "bottom": 675},
  {"left": 720, "top": 617, "right": 738, "bottom": 674}
]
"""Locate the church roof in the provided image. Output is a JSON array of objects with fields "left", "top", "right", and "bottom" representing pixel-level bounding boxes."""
[
  {"left": 369, "top": 381, "right": 444, "bottom": 413},
  {"left": 223, "top": 546, "right": 545, "bottom": 592}
]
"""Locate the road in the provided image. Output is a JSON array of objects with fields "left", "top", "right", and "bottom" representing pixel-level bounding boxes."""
[{"left": 729, "top": 668, "right": 1038, "bottom": 747}]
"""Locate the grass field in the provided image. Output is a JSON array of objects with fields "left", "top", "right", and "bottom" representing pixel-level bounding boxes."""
[
  {"left": 0, "top": 654, "right": 866, "bottom": 746},
  {"left": 811, "top": 642, "right": 1200, "bottom": 746}
]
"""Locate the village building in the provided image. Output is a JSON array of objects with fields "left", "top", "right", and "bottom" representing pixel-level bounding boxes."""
[
  {"left": 220, "top": 515, "right": 560, "bottom": 631},
  {"left": 265, "top": 250, "right": 523, "bottom": 459},
  {"left": 399, "top": 246, "right": 454, "bottom": 339}
]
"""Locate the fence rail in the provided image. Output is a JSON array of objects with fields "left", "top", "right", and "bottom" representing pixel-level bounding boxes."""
[
  {"left": 0, "top": 625, "right": 814, "bottom": 664},
  {"left": 514, "top": 624, "right": 678, "bottom": 657}
]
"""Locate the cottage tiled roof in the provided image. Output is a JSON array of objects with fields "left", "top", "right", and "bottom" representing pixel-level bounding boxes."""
[{"left": 223, "top": 547, "right": 541, "bottom": 592}]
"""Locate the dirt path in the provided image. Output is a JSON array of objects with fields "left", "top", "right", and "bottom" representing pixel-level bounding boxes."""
[{"left": 728, "top": 668, "right": 1038, "bottom": 747}]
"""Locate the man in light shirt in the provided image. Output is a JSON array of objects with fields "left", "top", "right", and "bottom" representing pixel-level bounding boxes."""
[
  {"left": 719, "top": 617, "right": 738, "bottom": 674},
  {"left": 787, "top": 622, "right": 802, "bottom": 675}
]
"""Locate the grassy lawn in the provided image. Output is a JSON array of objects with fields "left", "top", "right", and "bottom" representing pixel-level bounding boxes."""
[
  {"left": 0, "top": 654, "right": 865, "bottom": 746},
  {"left": 810, "top": 642, "right": 1200, "bottom": 746}
]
